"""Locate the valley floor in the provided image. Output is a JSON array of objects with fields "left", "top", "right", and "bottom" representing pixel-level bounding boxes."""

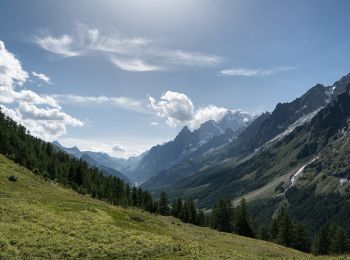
[{"left": 0, "top": 154, "right": 336, "bottom": 259}]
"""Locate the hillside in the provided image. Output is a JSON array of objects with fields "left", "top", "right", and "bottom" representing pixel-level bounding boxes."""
[
  {"left": 160, "top": 87, "right": 350, "bottom": 234},
  {"left": 0, "top": 154, "right": 316, "bottom": 259}
]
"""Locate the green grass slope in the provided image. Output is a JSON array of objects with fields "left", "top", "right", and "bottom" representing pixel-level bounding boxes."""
[{"left": 0, "top": 154, "right": 320, "bottom": 259}]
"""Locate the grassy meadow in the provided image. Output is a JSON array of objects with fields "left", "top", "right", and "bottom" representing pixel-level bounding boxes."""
[{"left": 0, "top": 154, "right": 337, "bottom": 259}]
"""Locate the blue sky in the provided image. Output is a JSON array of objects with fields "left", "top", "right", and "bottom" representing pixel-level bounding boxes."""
[{"left": 1, "top": 0, "right": 350, "bottom": 157}]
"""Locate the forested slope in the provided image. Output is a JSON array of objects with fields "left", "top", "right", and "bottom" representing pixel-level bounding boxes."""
[{"left": 0, "top": 154, "right": 315, "bottom": 259}]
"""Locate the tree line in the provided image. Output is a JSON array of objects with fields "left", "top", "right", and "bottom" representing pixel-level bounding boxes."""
[
  {"left": 159, "top": 191, "right": 350, "bottom": 256},
  {"left": 0, "top": 109, "right": 159, "bottom": 211},
  {"left": 0, "top": 108, "right": 349, "bottom": 256}
]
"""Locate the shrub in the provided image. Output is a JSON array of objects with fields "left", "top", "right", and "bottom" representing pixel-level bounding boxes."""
[
  {"left": 8, "top": 175, "right": 17, "bottom": 182},
  {"left": 129, "top": 214, "right": 145, "bottom": 222}
]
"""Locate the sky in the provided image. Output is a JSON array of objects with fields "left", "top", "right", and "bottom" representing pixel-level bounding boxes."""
[{"left": 1, "top": 0, "right": 350, "bottom": 158}]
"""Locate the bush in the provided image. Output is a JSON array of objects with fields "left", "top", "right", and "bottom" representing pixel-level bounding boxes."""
[
  {"left": 129, "top": 214, "right": 145, "bottom": 222},
  {"left": 8, "top": 175, "right": 17, "bottom": 182}
]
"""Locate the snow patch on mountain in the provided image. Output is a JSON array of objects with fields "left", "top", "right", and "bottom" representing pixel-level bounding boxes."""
[{"left": 263, "top": 108, "right": 322, "bottom": 148}]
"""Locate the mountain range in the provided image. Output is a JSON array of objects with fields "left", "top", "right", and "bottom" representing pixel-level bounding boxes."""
[
  {"left": 54, "top": 109, "right": 254, "bottom": 185},
  {"left": 143, "top": 73, "right": 350, "bottom": 233},
  {"left": 52, "top": 141, "right": 132, "bottom": 183},
  {"left": 53, "top": 72, "right": 350, "bottom": 234}
]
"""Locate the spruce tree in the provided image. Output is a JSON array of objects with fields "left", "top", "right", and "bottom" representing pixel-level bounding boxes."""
[
  {"left": 196, "top": 210, "right": 206, "bottom": 226},
  {"left": 312, "top": 224, "right": 330, "bottom": 255},
  {"left": 234, "top": 199, "right": 254, "bottom": 238},
  {"left": 329, "top": 225, "right": 347, "bottom": 254},
  {"left": 276, "top": 210, "right": 293, "bottom": 247},
  {"left": 291, "top": 222, "right": 310, "bottom": 252},
  {"left": 257, "top": 225, "right": 270, "bottom": 241},
  {"left": 211, "top": 198, "right": 232, "bottom": 232},
  {"left": 172, "top": 197, "right": 183, "bottom": 219},
  {"left": 158, "top": 191, "right": 169, "bottom": 216}
]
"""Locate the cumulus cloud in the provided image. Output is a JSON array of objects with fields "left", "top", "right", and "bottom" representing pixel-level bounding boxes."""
[
  {"left": 112, "top": 144, "right": 126, "bottom": 153},
  {"left": 149, "top": 91, "right": 194, "bottom": 127},
  {"left": 190, "top": 105, "right": 228, "bottom": 129},
  {"left": 220, "top": 67, "right": 295, "bottom": 77},
  {"left": 0, "top": 40, "right": 83, "bottom": 141},
  {"left": 17, "top": 103, "right": 82, "bottom": 126},
  {"left": 34, "top": 24, "right": 223, "bottom": 72},
  {"left": 0, "top": 41, "right": 28, "bottom": 86},
  {"left": 32, "top": 71, "right": 52, "bottom": 84},
  {"left": 149, "top": 90, "right": 240, "bottom": 129}
]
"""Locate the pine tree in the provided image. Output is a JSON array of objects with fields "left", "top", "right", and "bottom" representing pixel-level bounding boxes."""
[
  {"left": 184, "top": 198, "right": 197, "bottom": 224},
  {"left": 291, "top": 222, "right": 310, "bottom": 252},
  {"left": 234, "top": 199, "right": 254, "bottom": 238},
  {"left": 131, "top": 187, "right": 138, "bottom": 207},
  {"left": 172, "top": 197, "right": 183, "bottom": 219},
  {"left": 312, "top": 224, "right": 330, "bottom": 255},
  {"left": 329, "top": 225, "right": 347, "bottom": 254},
  {"left": 276, "top": 210, "right": 293, "bottom": 247},
  {"left": 158, "top": 191, "right": 169, "bottom": 215},
  {"left": 196, "top": 210, "right": 206, "bottom": 226},
  {"left": 270, "top": 207, "right": 285, "bottom": 241},
  {"left": 257, "top": 225, "right": 270, "bottom": 241},
  {"left": 211, "top": 198, "right": 233, "bottom": 232}
]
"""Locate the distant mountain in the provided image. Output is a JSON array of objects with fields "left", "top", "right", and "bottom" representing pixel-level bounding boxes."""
[
  {"left": 52, "top": 141, "right": 132, "bottom": 183},
  {"left": 131, "top": 110, "right": 254, "bottom": 184},
  {"left": 80, "top": 154, "right": 130, "bottom": 183},
  {"left": 144, "top": 73, "right": 350, "bottom": 199}
]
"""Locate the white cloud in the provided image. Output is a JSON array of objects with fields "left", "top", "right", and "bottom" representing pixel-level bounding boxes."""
[
  {"left": 156, "top": 49, "right": 223, "bottom": 67},
  {"left": 52, "top": 94, "right": 148, "bottom": 114},
  {"left": 0, "top": 40, "right": 83, "bottom": 141},
  {"left": 112, "top": 144, "right": 126, "bottom": 153},
  {"left": 220, "top": 67, "right": 295, "bottom": 77},
  {"left": 0, "top": 41, "right": 28, "bottom": 86},
  {"left": 32, "top": 71, "right": 52, "bottom": 84},
  {"left": 35, "top": 35, "right": 79, "bottom": 57},
  {"left": 149, "top": 90, "right": 241, "bottom": 129},
  {"left": 150, "top": 122, "right": 159, "bottom": 126},
  {"left": 17, "top": 103, "right": 83, "bottom": 126},
  {"left": 110, "top": 57, "right": 161, "bottom": 72},
  {"left": 149, "top": 91, "right": 194, "bottom": 127},
  {"left": 1, "top": 104, "right": 83, "bottom": 141},
  {"left": 190, "top": 105, "right": 228, "bottom": 129},
  {"left": 35, "top": 24, "right": 223, "bottom": 71}
]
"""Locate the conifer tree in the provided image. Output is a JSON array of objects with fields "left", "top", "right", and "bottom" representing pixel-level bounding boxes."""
[
  {"left": 196, "top": 210, "right": 206, "bottom": 226},
  {"left": 270, "top": 207, "right": 285, "bottom": 241},
  {"left": 257, "top": 225, "right": 270, "bottom": 241},
  {"left": 158, "top": 191, "right": 169, "bottom": 215},
  {"left": 234, "top": 199, "right": 254, "bottom": 238},
  {"left": 276, "top": 210, "right": 293, "bottom": 247},
  {"left": 211, "top": 198, "right": 233, "bottom": 232},
  {"left": 329, "top": 225, "right": 347, "bottom": 254},
  {"left": 312, "top": 223, "right": 330, "bottom": 255},
  {"left": 172, "top": 197, "right": 183, "bottom": 219},
  {"left": 184, "top": 198, "right": 197, "bottom": 224},
  {"left": 291, "top": 222, "right": 311, "bottom": 253}
]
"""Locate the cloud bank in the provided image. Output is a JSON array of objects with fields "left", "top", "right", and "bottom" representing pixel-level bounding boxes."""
[{"left": 0, "top": 40, "right": 83, "bottom": 141}]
